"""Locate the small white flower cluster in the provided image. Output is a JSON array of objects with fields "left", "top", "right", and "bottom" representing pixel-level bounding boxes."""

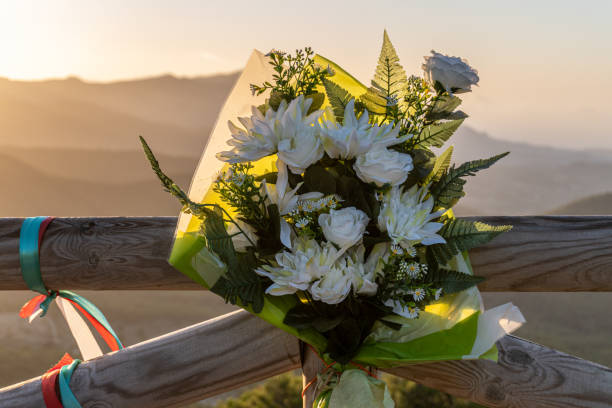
[
  {"left": 398, "top": 260, "right": 428, "bottom": 280},
  {"left": 294, "top": 195, "right": 339, "bottom": 214}
]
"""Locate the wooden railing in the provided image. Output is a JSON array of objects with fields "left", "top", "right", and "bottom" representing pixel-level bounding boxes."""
[{"left": 0, "top": 216, "right": 611, "bottom": 407}]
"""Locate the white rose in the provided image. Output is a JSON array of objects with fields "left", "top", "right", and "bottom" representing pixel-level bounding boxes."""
[
  {"left": 277, "top": 127, "right": 324, "bottom": 174},
  {"left": 422, "top": 50, "right": 479, "bottom": 94},
  {"left": 310, "top": 266, "right": 353, "bottom": 304},
  {"left": 226, "top": 220, "right": 258, "bottom": 252},
  {"left": 354, "top": 147, "right": 413, "bottom": 187},
  {"left": 318, "top": 207, "right": 369, "bottom": 249}
]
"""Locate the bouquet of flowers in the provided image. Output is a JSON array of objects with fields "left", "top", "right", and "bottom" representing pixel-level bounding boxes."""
[{"left": 142, "top": 31, "right": 524, "bottom": 407}]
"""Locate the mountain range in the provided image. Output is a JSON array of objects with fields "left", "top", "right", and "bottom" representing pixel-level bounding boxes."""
[{"left": 1, "top": 73, "right": 611, "bottom": 216}]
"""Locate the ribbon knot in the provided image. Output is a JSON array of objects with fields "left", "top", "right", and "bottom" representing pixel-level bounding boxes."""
[{"left": 18, "top": 217, "right": 124, "bottom": 408}]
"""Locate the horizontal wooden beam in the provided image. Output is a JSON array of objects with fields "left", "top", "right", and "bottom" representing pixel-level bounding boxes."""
[
  {"left": 1, "top": 310, "right": 610, "bottom": 408},
  {"left": 1, "top": 216, "right": 611, "bottom": 291},
  {"left": 0, "top": 310, "right": 301, "bottom": 408}
]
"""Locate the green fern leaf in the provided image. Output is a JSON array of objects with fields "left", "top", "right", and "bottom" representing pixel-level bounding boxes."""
[
  {"left": 429, "top": 268, "right": 485, "bottom": 294},
  {"left": 424, "top": 145, "right": 454, "bottom": 184},
  {"left": 430, "top": 219, "right": 512, "bottom": 265},
  {"left": 140, "top": 136, "right": 213, "bottom": 218},
  {"left": 359, "top": 87, "right": 388, "bottom": 116},
  {"left": 370, "top": 30, "right": 407, "bottom": 113},
  {"left": 426, "top": 94, "right": 463, "bottom": 122},
  {"left": 211, "top": 249, "right": 265, "bottom": 313},
  {"left": 431, "top": 152, "right": 509, "bottom": 209},
  {"left": 322, "top": 78, "right": 355, "bottom": 122},
  {"left": 415, "top": 119, "right": 464, "bottom": 148}
]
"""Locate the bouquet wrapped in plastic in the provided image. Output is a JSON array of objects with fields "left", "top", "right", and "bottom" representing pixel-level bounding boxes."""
[{"left": 142, "top": 31, "right": 525, "bottom": 407}]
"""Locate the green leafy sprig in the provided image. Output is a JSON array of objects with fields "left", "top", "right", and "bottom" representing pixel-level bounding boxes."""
[{"left": 250, "top": 47, "right": 329, "bottom": 112}]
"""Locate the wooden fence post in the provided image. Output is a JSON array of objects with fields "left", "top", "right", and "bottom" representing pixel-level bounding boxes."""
[{"left": 301, "top": 342, "right": 326, "bottom": 408}]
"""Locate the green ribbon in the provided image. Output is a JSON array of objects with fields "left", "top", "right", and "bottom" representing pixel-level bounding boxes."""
[
  {"left": 19, "top": 216, "right": 50, "bottom": 296},
  {"left": 59, "top": 359, "right": 83, "bottom": 408}
]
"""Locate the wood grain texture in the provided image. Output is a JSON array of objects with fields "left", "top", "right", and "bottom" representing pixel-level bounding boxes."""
[
  {"left": 1, "top": 310, "right": 610, "bottom": 408},
  {"left": 301, "top": 342, "right": 327, "bottom": 408},
  {"left": 386, "top": 335, "right": 612, "bottom": 408},
  {"left": 1, "top": 216, "right": 612, "bottom": 291},
  {"left": 0, "top": 310, "right": 301, "bottom": 408}
]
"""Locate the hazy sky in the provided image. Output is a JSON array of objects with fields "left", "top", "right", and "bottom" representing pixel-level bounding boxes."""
[{"left": 2, "top": 0, "right": 611, "bottom": 150}]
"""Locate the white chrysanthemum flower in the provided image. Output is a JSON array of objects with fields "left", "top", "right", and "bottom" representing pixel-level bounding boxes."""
[
  {"left": 412, "top": 288, "right": 425, "bottom": 301},
  {"left": 217, "top": 95, "right": 322, "bottom": 164},
  {"left": 318, "top": 99, "right": 409, "bottom": 159},
  {"left": 347, "top": 245, "right": 380, "bottom": 297},
  {"left": 262, "top": 160, "right": 322, "bottom": 247},
  {"left": 277, "top": 123, "right": 324, "bottom": 174},
  {"left": 307, "top": 241, "right": 353, "bottom": 304},
  {"left": 255, "top": 238, "right": 321, "bottom": 296},
  {"left": 378, "top": 184, "right": 446, "bottom": 248}
]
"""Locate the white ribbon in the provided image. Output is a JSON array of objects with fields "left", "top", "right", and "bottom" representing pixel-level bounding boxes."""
[{"left": 55, "top": 297, "right": 104, "bottom": 361}]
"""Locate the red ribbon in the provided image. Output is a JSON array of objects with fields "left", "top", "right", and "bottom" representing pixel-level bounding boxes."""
[{"left": 41, "top": 353, "right": 74, "bottom": 408}]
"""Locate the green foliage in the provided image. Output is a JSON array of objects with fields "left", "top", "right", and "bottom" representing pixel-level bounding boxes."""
[
  {"left": 401, "top": 76, "right": 434, "bottom": 135},
  {"left": 214, "top": 163, "right": 269, "bottom": 232},
  {"left": 202, "top": 206, "right": 236, "bottom": 265},
  {"left": 431, "top": 152, "right": 509, "bottom": 209},
  {"left": 322, "top": 78, "right": 354, "bottom": 122},
  {"left": 300, "top": 162, "right": 379, "bottom": 219},
  {"left": 427, "top": 267, "right": 485, "bottom": 294},
  {"left": 401, "top": 148, "right": 436, "bottom": 186},
  {"left": 211, "top": 249, "right": 265, "bottom": 313},
  {"left": 360, "top": 87, "right": 388, "bottom": 116},
  {"left": 425, "top": 94, "right": 463, "bottom": 122},
  {"left": 141, "top": 137, "right": 266, "bottom": 313},
  {"left": 140, "top": 136, "right": 213, "bottom": 219},
  {"left": 285, "top": 298, "right": 390, "bottom": 364},
  {"left": 429, "top": 219, "right": 512, "bottom": 265},
  {"left": 414, "top": 118, "right": 465, "bottom": 148},
  {"left": 371, "top": 30, "right": 408, "bottom": 114},
  {"left": 250, "top": 48, "right": 330, "bottom": 111},
  {"left": 424, "top": 145, "right": 454, "bottom": 184}
]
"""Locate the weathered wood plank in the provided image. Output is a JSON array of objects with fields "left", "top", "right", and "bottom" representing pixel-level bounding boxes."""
[
  {"left": 387, "top": 336, "right": 612, "bottom": 408},
  {"left": 1, "top": 310, "right": 610, "bottom": 408},
  {"left": 0, "top": 310, "right": 301, "bottom": 408},
  {"left": 1, "top": 216, "right": 612, "bottom": 291},
  {"left": 301, "top": 341, "right": 326, "bottom": 408}
]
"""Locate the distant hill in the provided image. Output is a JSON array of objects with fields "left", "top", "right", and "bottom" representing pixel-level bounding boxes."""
[
  {"left": 449, "top": 127, "right": 612, "bottom": 215},
  {"left": 2, "top": 73, "right": 612, "bottom": 216},
  {"left": 548, "top": 192, "right": 612, "bottom": 215},
  {"left": 0, "top": 153, "right": 192, "bottom": 216},
  {"left": 0, "top": 74, "right": 237, "bottom": 155}
]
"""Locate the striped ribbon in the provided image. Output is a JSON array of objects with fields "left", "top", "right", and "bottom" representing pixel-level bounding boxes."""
[{"left": 18, "top": 216, "right": 123, "bottom": 407}]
